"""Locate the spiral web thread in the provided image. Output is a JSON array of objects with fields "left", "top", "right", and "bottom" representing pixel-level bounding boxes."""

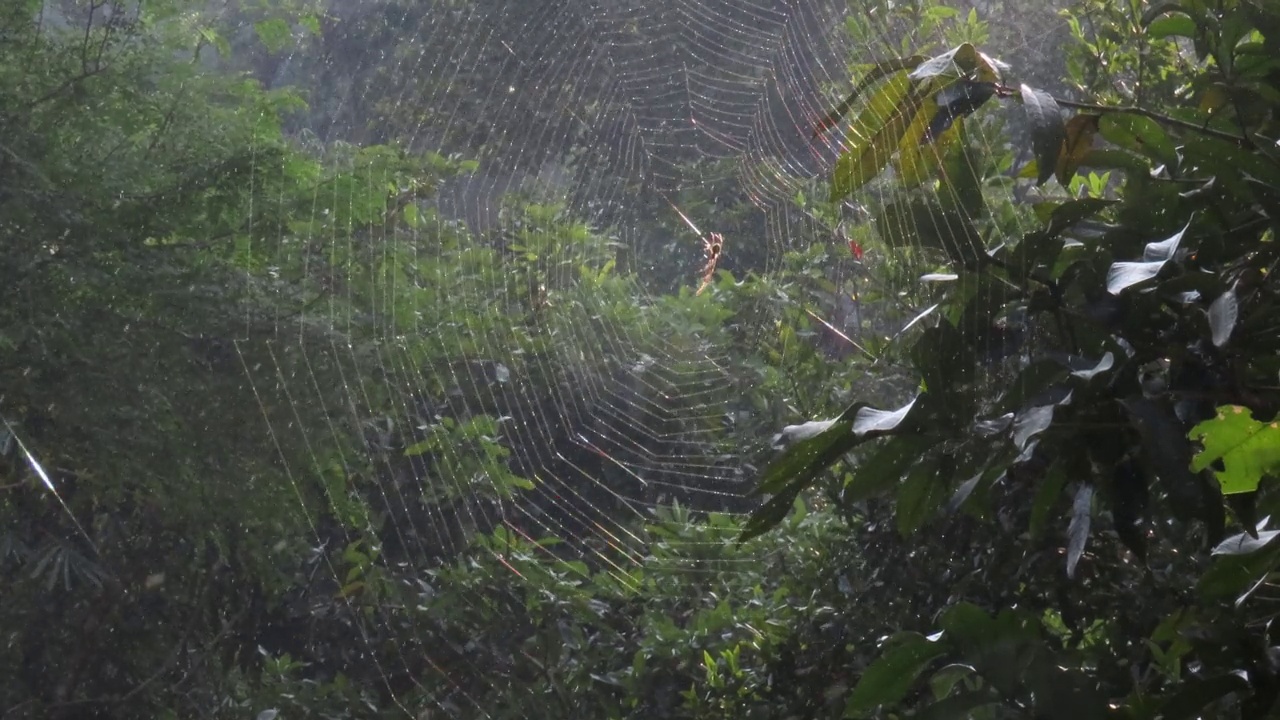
[{"left": 234, "top": 0, "right": 1040, "bottom": 712}]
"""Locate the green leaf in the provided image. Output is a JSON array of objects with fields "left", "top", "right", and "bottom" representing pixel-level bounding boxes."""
[
  {"left": 403, "top": 203, "right": 420, "bottom": 228},
  {"left": 254, "top": 19, "right": 293, "bottom": 53},
  {"left": 846, "top": 632, "right": 946, "bottom": 716},
  {"left": 1019, "top": 85, "right": 1065, "bottom": 186},
  {"left": 915, "top": 691, "right": 1002, "bottom": 720},
  {"left": 1098, "top": 113, "right": 1178, "bottom": 168},
  {"left": 1190, "top": 406, "right": 1280, "bottom": 495},
  {"left": 812, "top": 56, "right": 925, "bottom": 138},
  {"left": 929, "top": 663, "right": 976, "bottom": 700},
  {"left": 1105, "top": 219, "right": 1191, "bottom": 294},
  {"left": 299, "top": 14, "right": 321, "bottom": 36},
  {"left": 831, "top": 79, "right": 921, "bottom": 200},
  {"left": 1043, "top": 197, "right": 1114, "bottom": 237},
  {"left": 1156, "top": 674, "right": 1251, "bottom": 720},
  {"left": 875, "top": 198, "right": 985, "bottom": 268},
  {"left": 896, "top": 455, "right": 948, "bottom": 536},
  {"left": 1208, "top": 288, "right": 1238, "bottom": 347},
  {"left": 1066, "top": 483, "right": 1093, "bottom": 579},
  {"left": 741, "top": 397, "right": 921, "bottom": 541},
  {"left": 908, "top": 43, "right": 1002, "bottom": 87},
  {"left": 1147, "top": 14, "right": 1198, "bottom": 39},
  {"left": 1056, "top": 114, "right": 1101, "bottom": 185},
  {"left": 1029, "top": 463, "right": 1068, "bottom": 539},
  {"left": 1199, "top": 529, "right": 1280, "bottom": 602},
  {"left": 845, "top": 435, "right": 932, "bottom": 503}
]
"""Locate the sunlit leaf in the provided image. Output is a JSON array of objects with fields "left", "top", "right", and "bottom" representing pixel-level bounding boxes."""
[
  {"left": 1191, "top": 406, "right": 1280, "bottom": 495},
  {"left": 832, "top": 83, "right": 922, "bottom": 199},
  {"left": 908, "top": 43, "right": 1002, "bottom": 87},
  {"left": 1056, "top": 114, "right": 1101, "bottom": 185},
  {"left": 742, "top": 397, "right": 922, "bottom": 541},
  {"left": 1105, "top": 219, "right": 1191, "bottom": 294},
  {"left": 812, "top": 56, "right": 926, "bottom": 138}
]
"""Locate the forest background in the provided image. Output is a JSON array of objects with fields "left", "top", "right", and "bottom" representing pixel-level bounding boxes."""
[{"left": 3, "top": 0, "right": 1280, "bottom": 718}]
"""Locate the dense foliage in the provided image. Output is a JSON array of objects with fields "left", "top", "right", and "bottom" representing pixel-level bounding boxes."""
[
  {"left": 746, "top": 0, "right": 1280, "bottom": 717},
  {"left": 4, "top": 0, "right": 1279, "bottom": 719}
]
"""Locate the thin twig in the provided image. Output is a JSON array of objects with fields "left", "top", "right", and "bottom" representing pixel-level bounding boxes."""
[{"left": 996, "top": 84, "right": 1253, "bottom": 147}]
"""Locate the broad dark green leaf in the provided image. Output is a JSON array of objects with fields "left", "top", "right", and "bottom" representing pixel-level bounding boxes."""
[
  {"left": 876, "top": 198, "right": 986, "bottom": 267},
  {"left": 1105, "top": 219, "right": 1191, "bottom": 294},
  {"left": 743, "top": 397, "right": 922, "bottom": 541},
  {"left": 929, "top": 663, "right": 977, "bottom": 700},
  {"left": 1147, "top": 14, "right": 1198, "bottom": 38},
  {"left": 1122, "top": 397, "right": 1198, "bottom": 493},
  {"left": 1098, "top": 113, "right": 1178, "bottom": 167},
  {"left": 1199, "top": 531, "right": 1280, "bottom": 602},
  {"left": 754, "top": 407, "right": 864, "bottom": 498},
  {"left": 926, "top": 81, "right": 996, "bottom": 140},
  {"left": 947, "top": 464, "right": 1005, "bottom": 515},
  {"left": 1043, "top": 197, "right": 1115, "bottom": 237},
  {"left": 1019, "top": 84, "right": 1065, "bottom": 186},
  {"left": 1157, "top": 674, "right": 1251, "bottom": 720},
  {"left": 1112, "top": 458, "right": 1150, "bottom": 560},
  {"left": 846, "top": 632, "right": 946, "bottom": 715},
  {"left": 1029, "top": 464, "right": 1068, "bottom": 539},
  {"left": 845, "top": 435, "right": 934, "bottom": 504},
  {"left": 1013, "top": 402, "right": 1062, "bottom": 450},
  {"left": 915, "top": 690, "right": 1001, "bottom": 720},
  {"left": 896, "top": 455, "right": 949, "bottom": 536}
]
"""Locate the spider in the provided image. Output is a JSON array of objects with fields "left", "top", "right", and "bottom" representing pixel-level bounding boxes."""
[{"left": 662, "top": 194, "right": 723, "bottom": 295}]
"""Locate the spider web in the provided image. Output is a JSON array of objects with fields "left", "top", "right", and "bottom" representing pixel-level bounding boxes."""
[{"left": 230, "top": 0, "right": 1044, "bottom": 714}]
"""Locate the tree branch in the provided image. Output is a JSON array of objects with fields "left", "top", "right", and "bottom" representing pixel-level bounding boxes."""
[{"left": 996, "top": 84, "right": 1254, "bottom": 147}]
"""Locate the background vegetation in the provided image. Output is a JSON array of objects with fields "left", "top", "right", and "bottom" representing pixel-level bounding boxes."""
[{"left": 2, "top": 0, "right": 1279, "bottom": 718}]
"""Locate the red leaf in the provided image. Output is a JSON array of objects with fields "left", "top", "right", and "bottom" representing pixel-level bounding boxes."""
[{"left": 849, "top": 240, "right": 864, "bottom": 260}]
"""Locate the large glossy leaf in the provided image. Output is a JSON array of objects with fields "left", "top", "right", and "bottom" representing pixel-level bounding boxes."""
[
  {"left": 937, "top": 605, "right": 1041, "bottom": 696},
  {"left": 1098, "top": 113, "right": 1178, "bottom": 167},
  {"left": 742, "top": 396, "right": 922, "bottom": 541},
  {"left": 831, "top": 78, "right": 920, "bottom": 200},
  {"left": 1157, "top": 674, "right": 1252, "bottom": 720},
  {"left": 908, "top": 43, "right": 1003, "bottom": 87},
  {"left": 1122, "top": 397, "right": 1199, "bottom": 494},
  {"left": 1056, "top": 113, "right": 1101, "bottom": 185},
  {"left": 1105, "top": 219, "right": 1191, "bottom": 294},
  {"left": 1043, "top": 197, "right": 1115, "bottom": 238},
  {"left": 1066, "top": 483, "right": 1093, "bottom": 579},
  {"left": 846, "top": 632, "right": 946, "bottom": 716},
  {"left": 846, "top": 435, "right": 934, "bottom": 504},
  {"left": 1019, "top": 84, "right": 1065, "bottom": 186},
  {"left": 1190, "top": 405, "right": 1280, "bottom": 495},
  {"left": 1199, "top": 529, "right": 1280, "bottom": 603},
  {"left": 1208, "top": 288, "right": 1238, "bottom": 347},
  {"left": 812, "top": 56, "right": 926, "bottom": 138},
  {"left": 927, "top": 80, "right": 996, "bottom": 140},
  {"left": 896, "top": 454, "right": 950, "bottom": 536},
  {"left": 915, "top": 691, "right": 1001, "bottom": 720},
  {"left": 875, "top": 197, "right": 986, "bottom": 268}
]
